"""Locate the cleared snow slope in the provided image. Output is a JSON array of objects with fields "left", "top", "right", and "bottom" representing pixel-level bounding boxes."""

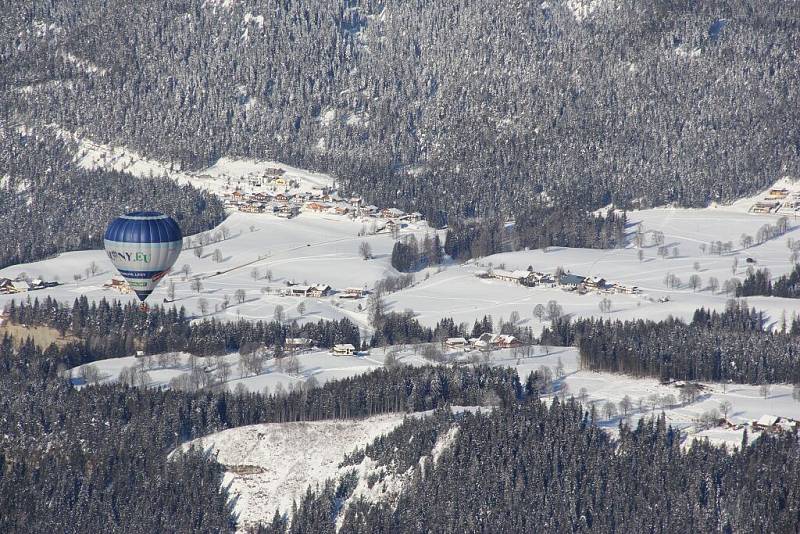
[{"left": 179, "top": 414, "right": 408, "bottom": 531}]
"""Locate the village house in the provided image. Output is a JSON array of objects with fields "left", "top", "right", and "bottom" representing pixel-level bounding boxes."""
[
  {"left": 362, "top": 205, "right": 380, "bottom": 216},
  {"left": 349, "top": 197, "right": 363, "bottom": 206},
  {"left": 333, "top": 205, "right": 350, "bottom": 216},
  {"left": 767, "top": 188, "right": 789, "bottom": 199},
  {"left": 445, "top": 337, "right": 468, "bottom": 350},
  {"left": 381, "top": 207, "right": 405, "bottom": 219},
  {"left": 559, "top": 273, "right": 586, "bottom": 289},
  {"left": 231, "top": 190, "right": 245, "bottom": 202},
  {"left": 584, "top": 276, "right": 607, "bottom": 290},
  {"left": 752, "top": 415, "right": 798, "bottom": 434},
  {"left": 309, "top": 284, "right": 332, "bottom": 297},
  {"left": 305, "top": 201, "right": 329, "bottom": 213},
  {"left": 239, "top": 202, "right": 266, "bottom": 214},
  {"left": 274, "top": 192, "right": 289, "bottom": 203},
  {"left": 10, "top": 280, "right": 29, "bottom": 293},
  {"left": 751, "top": 201, "right": 779, "bottom": 214},
  {"left": 470, "top": 333, "right": 521, "bottom": 351},
  {"left": 339, "top": 287, "right": 367, "bottom": 299},
  {"left": 0, "top": 278, "right": 14, "bottom": 294},
  {"left": 286, "top": 338, "right": 312, "bottom": 350},
  {"left": 276, "top": 205, "right": 299, "bottom": 218},
  {"left": 332, "top": 344, "right": 356, "bottom": 356},
  {"left": 104, "top": 276, "right": 132, "bottom": 294},
  {"left": 492, "top": 269, "right": 530, "bottom": 284}
]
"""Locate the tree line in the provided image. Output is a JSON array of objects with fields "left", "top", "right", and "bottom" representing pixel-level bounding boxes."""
[{"left": 542, "top": 301, "right": 800, "bottom": 384}]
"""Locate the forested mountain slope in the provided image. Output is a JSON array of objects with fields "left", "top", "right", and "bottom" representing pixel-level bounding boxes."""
[{"left": 2, "top": 0, "right": 798, "bottom": 222}]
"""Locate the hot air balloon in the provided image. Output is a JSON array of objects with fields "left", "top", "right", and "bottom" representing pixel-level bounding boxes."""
[{"left": 104, "top": 211, "right": 183, "bottom": 303}]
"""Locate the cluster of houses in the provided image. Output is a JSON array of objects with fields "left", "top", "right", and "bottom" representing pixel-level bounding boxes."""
[
  {"left": 0, "top": 277, "right": 58, "bottom": 295},
  {"left": 264, "top": 282, "right": 369, "bottom": 300},
  {"left": 751, "top": 187, "right": 800, "bottom": 214},
  {"left": 445, "top": 332, "right": 522, "bottom": 352},
  {"left": 476, "top": 268, "right": 639, "bottom": 295},
  {"left": 718, "top": 414, "right": 800, "bottom": 435},
  {"left": 221, "top": 173, "right": 422, "bottom": 228}
]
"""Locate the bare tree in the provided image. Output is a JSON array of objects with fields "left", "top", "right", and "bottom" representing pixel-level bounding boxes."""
[
  {"left": 688, "top": 274, "right": 702, "bottom": 291},
  {"left": 194, "top": 245, "right": 203, "bottom": 258},
  {"left": 693, "top": 261, "right": 701, "bottom": 271},
  {"left": 181, "top": 264, "right": 191, "bottom": 280},
  {"left": 719, "top": 400, "right": 732, "bottom": 420},
  {"left": 198, "top": 298, "right": 209, "bottom": 315},
  {"left": 222, "top": 294, "right": 230, "bottom": 309},
  {"left": 637, "top": 249, "right": 644, "bottom": 262},
  {"left": 80, "top": 364, "right": 101, "bottom": 385},
  {"left": 167, "top": 280, "right": 176, "bottom": 301},
  {"left": 546, "top": 300, "right": 563, "bottom": 323},
  {"left": 618, "top": 395, "right": 633, "bottom": 419},
  {"left": 274, "top": 304, "right": 285, "bottom": 323},
  {"left": 221, "top": 226, "right": 231, "bottom": 240},
  {"left": 603, "top": 401, "right": 618, "bottom": 420},
  {"left": 533, "top": 304, "right": 546, "bottom": 321},
  {"left": 296, "top": 301, "right": 306, "bottom": 316},
  {"left": 251, "top": 267, "right": 260, "bottom": 281},
  {"left": 265, "top": 269, "right": 274, "bottom": 282},
  {"left": 359, "top": 241, "right": 373, "bottom": 260},
  {"left": 235, "top": 288, "right": 246, "bottom": 304},
  {"left": 90, "top": 261, "right": 99, "bottom": 276},
  {"left": 759, "top": 382, "right": 771, "bottom": 399},
  {"left": 212, "top": 248, "right": 223, "bottom": 263},
  {"left": 190, "top": 277, "right": 203, "bottom": 293},
  {"left": 707, "top": 276, "right": 719, "bottom": 294},
  {"left": 598, "top": 297, "right": 612, "bottom": 313}
]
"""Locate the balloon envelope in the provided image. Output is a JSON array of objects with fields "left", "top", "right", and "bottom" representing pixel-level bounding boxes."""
[{"left": 104, "top": 211, "right": 183, "bottom": 302}]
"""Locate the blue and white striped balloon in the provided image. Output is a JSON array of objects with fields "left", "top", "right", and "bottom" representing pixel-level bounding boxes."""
[{"left": 104, "top": 211, "right": 183, "bottom": 302}]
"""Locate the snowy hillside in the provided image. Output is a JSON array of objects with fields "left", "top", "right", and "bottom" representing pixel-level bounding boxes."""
[{"left": 178, "top": 414, "right": 410, "bottom": 531}]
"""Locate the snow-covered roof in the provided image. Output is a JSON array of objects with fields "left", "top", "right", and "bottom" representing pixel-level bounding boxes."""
[
  {"left": 333, "top": 344, "right": 355, "bottom": 351},
  {"left": 446, "top": 337, "right": 467, "bottom": 345},
  {"left": 756, "top": 414, "right": 780, "bottom": 427},
  {"left": 11, "top": 281, "right": 29, "bottom": 291}
]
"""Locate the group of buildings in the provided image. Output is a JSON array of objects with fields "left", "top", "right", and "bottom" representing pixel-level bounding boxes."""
[
  {"left": 0, "top": 277, "right": 58, "bottom": 295},
  {"left": 445, "top": 332, "right": 522, "bottom": 352},
  {"left": 751, "top": 187, "right": 800, "bottom": 214},
  {"left": 475, "top": 268, "right": 639, "bottom": 295},
  {"left": 221, "top": 174, "right": 422, "bottom": 228}
]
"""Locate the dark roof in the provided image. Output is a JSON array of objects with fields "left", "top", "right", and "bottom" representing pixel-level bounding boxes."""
[{"left": 559, "top": 273, "right": 585, "bottom": 286}]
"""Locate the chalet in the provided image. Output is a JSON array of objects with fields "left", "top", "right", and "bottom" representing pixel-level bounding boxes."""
[
  {"left": 584, "top": 276, "right": 607, "bottom": 290},
  {"left": 768, "top": 188, "right": 789, "bottom": 199},
  {"left": 382, "top": 207, "right": 405, "bottom": 219},
  {"left": 407, "top": 212, "right": 423, "bottom": 222},
  {"left": 751, "top": 414, "right": 799, "bottom": 434},
  {"left": 289, "top": 285, "right": 312, "bottom": 297},
  {"left": 263, "top": 167, "right": 286, "bottom": 177},
  {"left": 10, "top": 281, "right": 29, "bottom": 293},
  {"left": 471, "top": 333, "right": 521, "bottom": 350},
  {"left": 339, "top": 287, "right": 366, "bottom": 299},
  {"left": 239, "top": 202, "right": 266, "bottom": 214},
  {"left": 305, "top": 201, "right": 329, "bottom": 213},
  {"left": 492, "top": 269, "right": 530, "bottom": 284},
  {"left": 495, "top": 334, "right": 521, "bottom": 348},
  {"left": 752, "top": 201, "right": 779, "bottom": 214},
  {"left": 559, "top": 273, "right": 586, "bottom": 289},
  {"left": 474, "top": 270, "right": 491, "bottom": 279},
  {"left": 276, "top": 205, "right": 299, "bottom": 218},
  {"left": 362, "top": 205, "right": 380, "bottom": 216},
  {"left": 445, "top": 337, "right": 468, "bottom": 350},
  {"left": 0, "top": 278, "right": 13, "bottom": 294},
  {"left": 332, "top": 344, "right": 356, "bottom": 356},
  {"left": 104, "top": 276, "right": 132, "bottom": 294},
  {"left": 274, "top": 193, "right": 289, "bottom": 203},
  {"left": 333, "top": 205, "right": 350, "bottom": 216},
  {"left": 309, "top": 284, "right": 332, "bottom": 297},
  {"left": 349, "top": 197, "right": 363, "bottom": 206},
  {"left": 286, "top": 337, "right": 312, "bottom": 350},
  {"left": 251, "top": 192, "right": 271, "bottom": 202},
  {"left": 613, "top": 283, "right": 640, "bottom": 294},
  {"left": 231, "top": 190, "right": 245, "bottom": 201}
]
